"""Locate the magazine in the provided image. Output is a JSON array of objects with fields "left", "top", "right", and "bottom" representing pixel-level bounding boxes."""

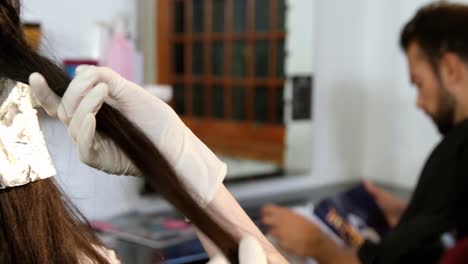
[{"left": 312, "top": 183, "right": 390, "bottom": 247}]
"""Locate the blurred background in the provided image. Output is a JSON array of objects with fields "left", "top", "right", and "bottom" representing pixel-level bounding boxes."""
[{"left": 19, "top": 0, "right": 462, "bottom": 263}]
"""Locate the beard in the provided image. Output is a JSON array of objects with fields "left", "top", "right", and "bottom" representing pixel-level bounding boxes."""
[{"left": 430, "top": 83, "right": 456, "bottom": 135}]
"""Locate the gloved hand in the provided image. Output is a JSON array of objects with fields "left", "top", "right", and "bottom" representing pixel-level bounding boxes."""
[
  {"left": 28, "top": 66, "right": 226, "bottom": 206},
  {"left": 207, "top": 236, "right": 267, "bottom": 264}
]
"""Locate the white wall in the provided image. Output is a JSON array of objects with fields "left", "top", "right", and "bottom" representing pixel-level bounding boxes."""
[
  {"left": 361, "top": 0, "right": 440, "bottom": 188},
  {"left": 21, "top": 0, "right": 137, "bottom": 60},
  {"left": 313, "top": 0, "right": 456, "bottom": 188},
  {"left": 312, "top": 0, "right": 370, "bottom": 181},
  {"left": 21, "top": 0, "right": 142, "bottom": 220},
  {"left": 136, "top": 0, "right": 156, "bottom": 84},
  {"left": 284, "top": 0, "right": 314, "bottom": 174}
]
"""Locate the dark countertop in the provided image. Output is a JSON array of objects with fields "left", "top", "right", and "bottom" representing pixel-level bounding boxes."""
[{"left": 98, "top": 180, "right": 412, "bottom": 264}]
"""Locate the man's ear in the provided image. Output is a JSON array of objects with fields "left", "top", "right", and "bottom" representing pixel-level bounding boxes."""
[{"left": 439, "top": 53, "right": 463, "bottom": 92}]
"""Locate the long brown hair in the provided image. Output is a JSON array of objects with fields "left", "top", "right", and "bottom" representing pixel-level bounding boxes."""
[
  {"left": 0, "top": 180, "right": 111, "bottom": 263},
  {"left": 0, "top": 1, "right": 239, "bottom": 263}
]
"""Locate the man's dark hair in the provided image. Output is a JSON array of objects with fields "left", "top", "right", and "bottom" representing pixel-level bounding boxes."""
[{"left": 400, "top": 2, "right": 468, "bottom": 70}]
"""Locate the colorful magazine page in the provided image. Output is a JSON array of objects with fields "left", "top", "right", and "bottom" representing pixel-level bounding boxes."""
[{"left": 313, "top": 183, "right": 390, "bottom": 247}]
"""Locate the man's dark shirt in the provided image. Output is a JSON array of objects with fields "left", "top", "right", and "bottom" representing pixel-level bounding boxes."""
[{"left": 358, "top": 119, "right": 468, "bottom": 263}]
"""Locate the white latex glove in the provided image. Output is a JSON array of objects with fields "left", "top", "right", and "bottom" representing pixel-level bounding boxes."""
[
  {"left": 28, "top": 66, "right": 226, "bottom": 205},
  {"left": 207, "top": 236, "right": 267, "bottom": 264}
]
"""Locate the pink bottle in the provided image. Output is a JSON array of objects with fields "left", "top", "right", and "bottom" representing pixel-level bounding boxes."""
[{"left": 103, "top": 18, "right": 135, "bottom": 82}]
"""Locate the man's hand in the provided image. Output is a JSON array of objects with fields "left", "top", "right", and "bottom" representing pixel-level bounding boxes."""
[
  {"left": 261, "top": 204, "right": 327, "bottom": 257},
  {"left": 364, "top": 181, "right": 408, "bottom": 227}
]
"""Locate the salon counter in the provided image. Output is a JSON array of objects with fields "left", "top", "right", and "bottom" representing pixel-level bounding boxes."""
[{"left": 96, "top": 180, "right": 411, "bottom": 264}]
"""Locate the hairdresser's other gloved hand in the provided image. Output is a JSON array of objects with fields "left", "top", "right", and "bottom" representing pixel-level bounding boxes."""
[
  {"left": 28, "top": 66, "right": 226, "bottom": 206},
  {"left": 207, "top": 236, "right": 267, "bottom": 264}
]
